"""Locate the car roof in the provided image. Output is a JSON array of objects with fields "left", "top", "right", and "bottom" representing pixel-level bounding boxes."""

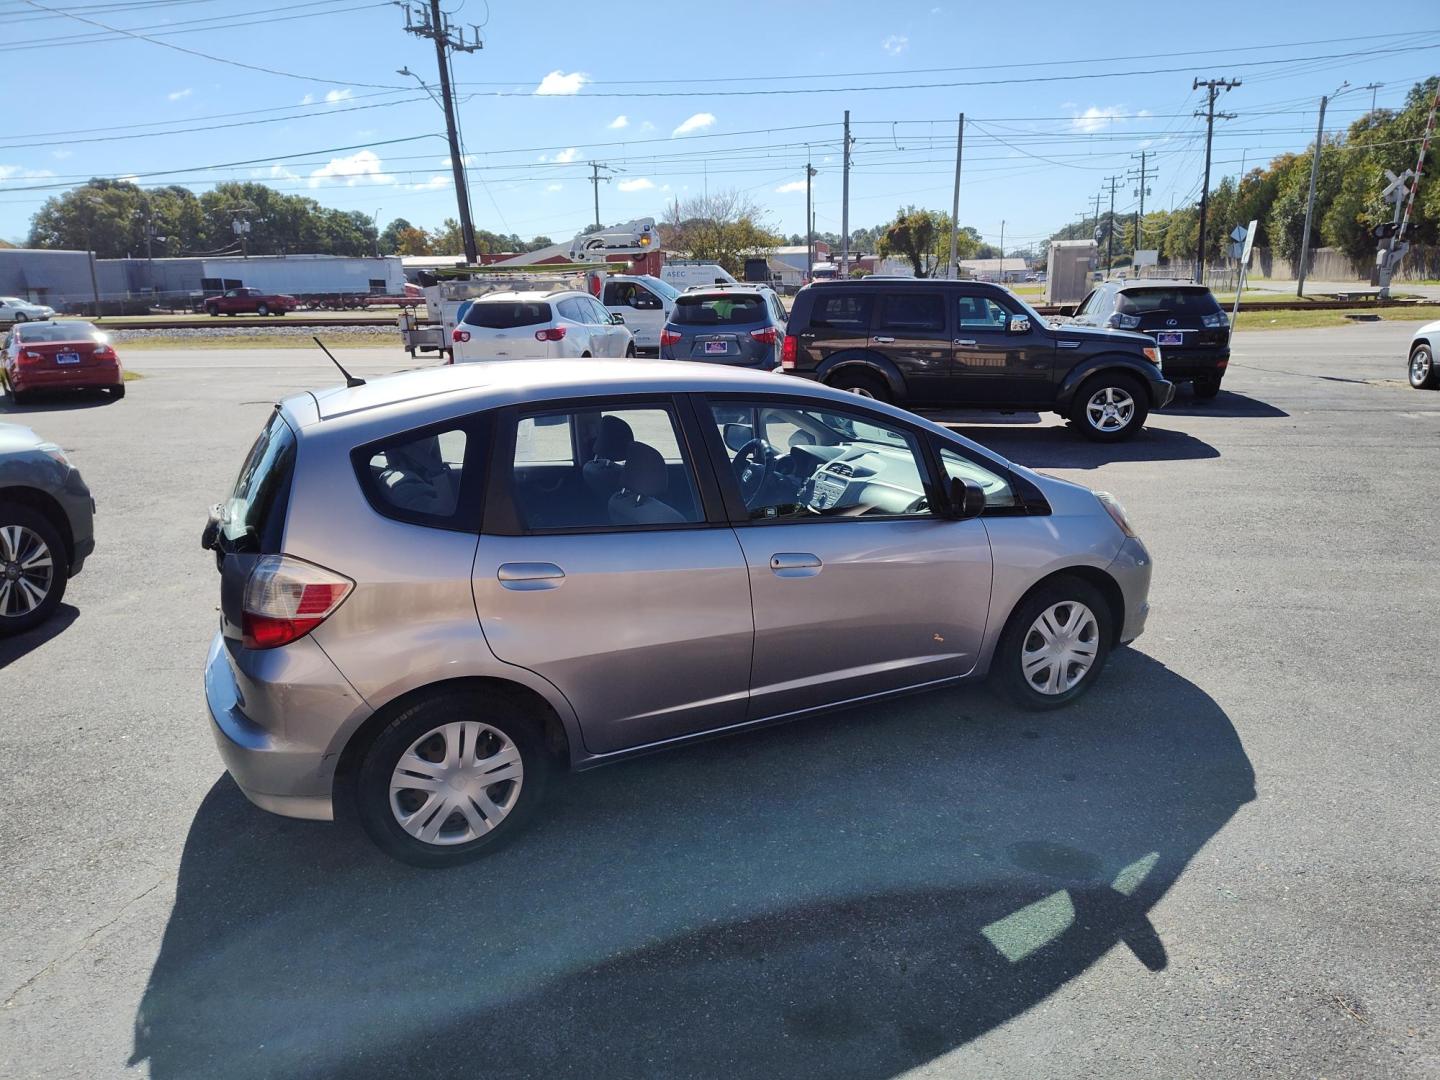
[
  {"left": 1114, "top": 279, "right": 1208, "bottom": 290},
  {"left": 471, "top": 290, "right": 572, "bottom": 302}
]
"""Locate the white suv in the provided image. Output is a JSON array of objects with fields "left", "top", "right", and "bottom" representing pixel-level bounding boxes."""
[{"left": 451, "top": 290, "right": 634, "bottom": 362}]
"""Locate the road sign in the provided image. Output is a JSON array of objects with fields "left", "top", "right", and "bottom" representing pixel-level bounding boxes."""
[
  {"left": 1230, "top": 225, "right": 1248, "bottom": 243},
  {"left": 1239, "top": 218, "right": 1258, "bottom": 267},
  {"left": 1382, "top": 168, "right": 1414, "bottom": 204},
  {"left": 1133, "top": 249, "right": 1158, "bottom": 267}
]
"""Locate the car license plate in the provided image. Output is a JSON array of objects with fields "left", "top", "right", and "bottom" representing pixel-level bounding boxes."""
[
  {"left": 56, "top": 352, "right": 80, "bottom": 364},
  {"left": 1156, "top": 331, "right": 1184, "bottom": 346},
  {"left": 704, "top": 340, "right": 728, "bottom": 355}
]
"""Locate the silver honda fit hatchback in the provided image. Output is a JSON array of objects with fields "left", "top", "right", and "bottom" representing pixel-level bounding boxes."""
[{"left": 203, "top": 360, "right": 1152, "bottom": 867}]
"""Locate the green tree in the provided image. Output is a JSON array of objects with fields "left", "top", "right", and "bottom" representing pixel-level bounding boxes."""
[
  {"left": 379, "top": 217, "right": 416, "bottom": 254},
  {"left": 428, "top": 218, "right": 465, "bottom": 255},
  {"left": 659, "top": 191, "right": 782, "bottom": 274},
  {"left": 877, "top": 206, "right": 941, "bottom": 277}
]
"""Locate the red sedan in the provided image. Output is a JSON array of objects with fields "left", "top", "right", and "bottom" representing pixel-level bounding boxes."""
[{"left": 3, "top": 320, "right": 125, "bottom": 404}]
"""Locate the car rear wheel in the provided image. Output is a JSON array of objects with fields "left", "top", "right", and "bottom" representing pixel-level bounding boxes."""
[
  {"left": 356, "top": 689, "right": 551, "bottom": 867},
  {"left": 826, "top": 369, "right": 891, "bottom": 403},
  {"left": 1192, "top": 375, "right": 1222, "bottom": 400},
  {"left": 109, "top": 384, "right": 126, "bottom": 400},
  {"left": 0, "top": 503, "right": 69, "bottom": 637},
  {"left": 1409, "top": 344, "right": 1438, "bottom": 390},
  {"left": 257, "top": 303, "right": 270, "bottom": 316},
  {"left": 992, "top": 575, "right": 1113, "bottom": 710},
  {"left": 1071, "top": 372, "right": 1148, "bottom": 442}
]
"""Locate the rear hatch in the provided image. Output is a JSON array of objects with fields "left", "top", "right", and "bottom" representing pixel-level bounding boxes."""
[
  {"left": 669, "top": 293, "right": 771, "bottom": 364},
  {"left": 1117, "top": 286, "right": 1229, "bottom": 350},
  {"left": 461, "top": 300, "right": 553, "bottom": 359}
]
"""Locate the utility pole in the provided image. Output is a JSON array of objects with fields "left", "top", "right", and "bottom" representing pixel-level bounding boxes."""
[
  {"left": 841, "top": 110, "right": 852, "bottom": 277},
  {"left": 805, "top": 157, "right": 818, "bottom": 279},
  {"left": 1102, "top": 174, "right": 1122, "bottom": 276},
  {"left": 588, "top": 163, "right": 614, "bottom": 231},
  {"left": 999, "top": 219, "right": 1005, "bottom": 264},
  {"left": 1192, "top": 77, "right": 1240, "bottom": 283},
  {"left": 401, "top": 1, "right": 482, "bottom": 263},
  {"left": 1298, "top": 84, "right": 1348, "bottom": 297},
  {"left": 1363, "top": 82, "right": 1384, "bottom": 114},
  {"left": 947, "top": 112, "right": 964, "bottom": 279},
  {"left": 1090, "top": 191, "right": 1103, "bottom": 237},
  {"left": 1128, "top": 151, "right": 1154, "bottom": 263}
]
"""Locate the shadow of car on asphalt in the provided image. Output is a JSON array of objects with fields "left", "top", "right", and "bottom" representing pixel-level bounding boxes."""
[
  {"left": 0, "top": 388, "right": 120, "bottom": 414},
  {"left": 941, "top": 421, "right": 1220, "bottom": 470},
  {"left": 131, "top": 650, "right": 1254, "bottom": 1080},
  {"left": 0, "top": 602, "right": 78, "bottom": 669},
  {"left": 1157, "top": 388, "right": 1289, "bottom": 418}
]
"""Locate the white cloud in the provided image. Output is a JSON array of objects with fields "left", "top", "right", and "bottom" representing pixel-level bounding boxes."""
[
  {"left": 167, "top": 88, "right": 192, "bottom": 101},
  {"left": 607, "top": 115, "right": 629, "bottom": 130},
  {"left": 553, "top": 147, "right": 579, "bottom": 163},
  {"left": 535, "top": 70, "right": 589, "bottom": 95},
  {"left": 439, "top": 154, "right": 476, "bottom": 167},
  {"left": 252, "top": 164, "right": 300, "bottom": 181},
  {"left": 409, "top": 175, "right": 450, "bottom": 191},
  {"left": 672, "top": 112, "right": 715, "bottom": 137},
  {"left": 1071, "top": 105, "right": 1125, "bottom": 133},
  {"left": 618, "top": 177, "right": 655, "bottom": 192},
  {"left": 308, "top": 149, "right": 393, "bottom": 187},
  {"left": 117, "top": 174, "right": 139, "bottom": 184},
  {"left": 0, "top": 165, "right": 56, "bottom": 180},
  {"left": 640, "top": 120, "right": 656, "bottom": 132},
  {"left": 775, "top": 180, "right": 807, "bottom": 193},
  {"left": 325, "top": 88, "right": 353, "bottom": 104},
  {"left": 545, "top": 183, "right": 563, "bottom": 192},
  {"left": 51, "top": 149, "right": 73, "bottom": 161},
  {"left": 882, "top": 34, "right": 908, "bottom": 56},
  {"left": 301, "top": 93, "right": 315, "bottom": 105}
]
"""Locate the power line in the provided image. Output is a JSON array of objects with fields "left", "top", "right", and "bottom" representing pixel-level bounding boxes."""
[{"left": 3, "top": 0, "right": 385, "bottom": 50}]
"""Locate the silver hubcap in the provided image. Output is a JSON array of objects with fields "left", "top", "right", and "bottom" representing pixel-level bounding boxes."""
[
  {"left": 1412, "top": 350, "right": 1431, "bottom": 384},
  {"left": 1021, "top": 601, "right": 1100, "bottom": 695},
  {"left": 1086, "top": 386, "right": 1136, "bottom": 431},
  {"left": 389, "top": 722, "right": 523, "bottom": 845},
  {"left": 0, "top": 524, "right": 53, "bottom": 618},
  {"left": 846, "top": 385, "right": 876, "bottom": 399}
]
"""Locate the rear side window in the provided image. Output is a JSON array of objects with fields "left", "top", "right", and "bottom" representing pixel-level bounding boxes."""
[
  {"left": 1117, "top": 287, "right": 1220, "bottom": 315},
  {"left": 808, "top": 292, "right": 872, "bottom": 330},
  {"left": 464, "top": 302, "right": 551, "bottom": 329},
  {"left": 876, "top": 292, "right": 946, "bottom": 333},
  {"left": 671, "top": 294, "right": 767, "bottom": 325},
  {"left": 356, "top": 425, "right": 476, "bottom": 530},
  {"left": 224, "top": 411, "right": 296, "bottom": 553}
]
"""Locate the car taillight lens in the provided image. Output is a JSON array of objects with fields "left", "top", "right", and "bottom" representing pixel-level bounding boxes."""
[
  {"left": 660, "top": 329, "right": 682, "bottom": 347},
  {"left": 1106, "top": 313, "right": 1142, "bottom": 330},
  {"left": 242, "top": 555, "right": 353, "bottom": 650},
  {"left": 1202, "top": 311, "right": 1229, "bottom": 328},
  {"left": 20, "top": 350, "right": 43, "bottom": 365},
  {"left": 1094, "top": 491, "right": 1137, "bottom": 539},
  {"left": 535, "top": 327, "right": 566, "bottom": 342},
  {"left": 780, "top": 334, "right": 797, "bottom": 369},
  {"left": 92, "top": 344, "right": 116, "bottom": 359},
  {"left": 452, "top": 329, "right": 470, "bottom": 343},
  {"left": 1141, "top": 346, "right": 1161, "bottom": 365},
  {"left": 750, "top": 326, "right": 780, "bottom": 345}
]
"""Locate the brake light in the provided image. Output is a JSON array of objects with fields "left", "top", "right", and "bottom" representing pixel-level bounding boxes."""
[
  {"left": 1106, "top": 313, "right": 1142, "bottom": 330},
  {"left": 20, "top": 350, "right": 43, "bottom": 365},
  {"left": 750, "top": 326, "right": 780, "bottom": 345},
  {"left": 452, "top": 329, "right": 470, "bottom": 343},
  {"left": 92, "top": 344, "right": 116, "bottom": 359},
  {"left": 1202, "top": 311, "right": 1229, "bottom": 328},
  {"left": 660, "top": 328, "right": 682, "bottom": 347},
  {"left": 241, "top": 555, "right": 353, "bottom": 650},
  {"left": 780, "top": 334, "right": 797, "bottom": 369},
  {"left": 535, "top": 327, "right": 566, "bottom": 342}
]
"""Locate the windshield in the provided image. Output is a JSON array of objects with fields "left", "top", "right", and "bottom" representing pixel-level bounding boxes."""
[
  {"left": 463, "top": 301, "right": 551, "bottom": 329},
  {"left": 639, "top": 276, "right": 680, "bottom": 302},
  {"left": 672, "top": 294, "right": 767, "bottom": 326}
]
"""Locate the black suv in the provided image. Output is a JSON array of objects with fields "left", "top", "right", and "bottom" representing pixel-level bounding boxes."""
[
  {"left": 1070, "top": 279, "right": 1230, "bottom": 399},
  {"left": 781, "top": 279, "right": 1174, "bottom": 441}
]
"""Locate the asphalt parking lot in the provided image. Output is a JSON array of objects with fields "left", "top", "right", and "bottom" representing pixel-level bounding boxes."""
[{"left": 2, "top": 325, "right": 1437, "bottom": 1079}]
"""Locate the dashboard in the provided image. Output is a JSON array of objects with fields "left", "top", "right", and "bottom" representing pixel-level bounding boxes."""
[{"left": 776, "top": 444, "right": 929, "bottom": 517}]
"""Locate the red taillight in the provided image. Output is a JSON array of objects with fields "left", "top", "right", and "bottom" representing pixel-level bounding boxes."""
[
  {"left": 241, "top": 555, "right": 353, "bottom": 650},
  {"left": 780, "top": 334, "right": 797, "bottom": 369},
  {"left": 19, "top": 350, "right": 44, "bottom": 365},
  {"left": 92, "top": 344, "right": 116, "bottom": 360},
  {"left": 452, "top": 329, "right": 470, "bottom": 343},
  {"left": 535, "top": 327, "right": 566, "bottom": 342},
  {"left": 660, "top": 329, "right": 682, "bottom": 347},
  {"left": 750, "top": 326, "right": 780, "bottom": 345}
]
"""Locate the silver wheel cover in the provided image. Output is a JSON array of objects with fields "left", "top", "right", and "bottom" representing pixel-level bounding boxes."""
[
  {"left": 1412, "top": 349, "right": 1432, "bottom": 385},
  {"left": 0, "top": 524, "right": 54, "bottom": 618},
  {"left": 1085, "top": 386, "right": 1136, "bottom": 432},
  {"left": 389, "top": 721, "right": 523, "bottom": 845},
  {"left": 1021, "top": 601, "right": 1100, "bottom": 695},
  {"left": 846, "top": 384, "right": 876, "bottom": 399}
]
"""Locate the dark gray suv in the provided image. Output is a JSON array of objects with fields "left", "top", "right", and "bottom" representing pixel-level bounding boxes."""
[{"left": 659, "top": 284, "right": 787, "bottom": 369}]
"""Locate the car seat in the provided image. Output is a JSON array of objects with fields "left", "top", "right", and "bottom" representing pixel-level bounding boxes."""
[
  {"left": 608, "top": 443, "right": 686, "bottom": 525},
  {"left": 583, "top": 415, "right": 634, "bottom": 500}
]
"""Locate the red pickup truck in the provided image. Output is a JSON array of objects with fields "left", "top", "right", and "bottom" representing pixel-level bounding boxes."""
[{"left": 202, "top": 287, "right": 298, "bottom": 316}]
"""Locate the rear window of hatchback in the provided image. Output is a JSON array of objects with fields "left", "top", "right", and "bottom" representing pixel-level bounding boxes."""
[
  {"left": 463, "top": 302, "right": 551, "bottom": 329},
  {"left": 671, "top": 294, "right": 768, "bottom": 326},
  {"left": 1116, "top": 287, "right": 1220, "bottom": 315}
]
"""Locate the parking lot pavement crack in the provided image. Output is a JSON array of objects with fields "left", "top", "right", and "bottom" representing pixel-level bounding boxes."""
[{"left": 1, "top": 877, "right": 167, "bottom": 1010}]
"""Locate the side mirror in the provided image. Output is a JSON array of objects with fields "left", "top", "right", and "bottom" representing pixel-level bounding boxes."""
[
  {"left": 722, "top": 423, "right": 755, "bottom": 453},
  {"left": 610, "top": 312, "right": 626, "bottom": 325},
  {"left": 947, "top": 477, "right": 987, "bottom": 520},
  {"left": 1008, "top": 314, "right": 1032, "bottom": 334}
]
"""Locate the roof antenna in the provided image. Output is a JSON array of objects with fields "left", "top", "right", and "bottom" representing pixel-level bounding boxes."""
[{"left": 313, "top": 336, "right": 365, "bottom": 387}]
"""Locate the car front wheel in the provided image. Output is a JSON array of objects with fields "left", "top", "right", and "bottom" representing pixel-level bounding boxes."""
[
  {"left": 207, "top": 304, "right": 220, "bottom": 316},
  {"left": 1409, "top": 344, "right": 1438, "bottom": 390},
  {"left": 356, "top": 689, "right": 551, "bottom": 867},
  {"left": 1071, "top": 372, "right": 1148, "bottom": 441},
  {"left": 257, "top": 303, "right": 270, "bottom": 316},
  {"left": 0, "top": 503, "right": 69, "bottom": 637},
  {"left": 13, "top": 312, "right": 28, "bottom": 323},
  {"left": 992, "top": 575, "right": 1113, "bottom": 710}
]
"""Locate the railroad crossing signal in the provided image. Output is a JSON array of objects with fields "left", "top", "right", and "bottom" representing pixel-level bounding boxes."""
[{"left": 1382, "top": 168, "right": 1414, "bottom": 204}]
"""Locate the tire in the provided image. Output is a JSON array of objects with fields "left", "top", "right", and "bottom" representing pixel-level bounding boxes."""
[
  {"left": 109, "top": 383, "right": 126, "bottom": 400},
  {"left": 1192, "top": 374, "right": 1222, "bottom": 400},
  {"left": 4, "top": 377, "right": 28, "bottom": 406},
  {"left": 13, "top": 312, "right": 28, "bottom": 323},
  {"left": 1069, "top": 371, "right": 1149, "bottom": 442},
  {"left": 207, "top": 304, "right": 220, "bottom": 317},
  {"left": 0, "top": 502, "right": 70, "bottom": 637},
  {"left": 991, "top": 575, "right": 1113, "bottom": 711},
  {"left": 826, "top": 368, "right": 892, "bottom": 403},
  {"left": 257, "top": 303, "right": 270, "bottom": 317},
  {"left": 625, "top": 343, "right": 637, "bottom": 358},
  {"left": 355, "top": 688, "right": 551, "bottom": 868},
  {"left": 1409, "top": 344, "right": 1439, "bottom": 390}
]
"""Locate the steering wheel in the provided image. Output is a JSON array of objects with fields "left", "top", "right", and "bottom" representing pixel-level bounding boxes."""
[{"left": 732, "top": 438, "right": 772, "bottom": 503}]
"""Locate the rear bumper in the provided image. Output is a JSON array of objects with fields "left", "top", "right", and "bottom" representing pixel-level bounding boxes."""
[
  {"left": 11, "top": 364, "right": 121, "bottom": 392},
  {"left": 204, "top": 631, "right": 370, "bottom": 822},
  {"left": 1162, "top": 351, "right": 1230, "bottom": 380},
  {"left": 1107, "top": 536, "right": 1153, "bottom": 644}
]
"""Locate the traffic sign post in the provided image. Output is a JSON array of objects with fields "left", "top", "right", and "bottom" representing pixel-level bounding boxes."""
[{"left": 1231, "top": 219, "right": 1258, "bottom": 327}]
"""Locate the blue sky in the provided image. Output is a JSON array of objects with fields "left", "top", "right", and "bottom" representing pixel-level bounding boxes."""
[{"left": 1, "top": 1, "right": 1437, "bottom": 250}]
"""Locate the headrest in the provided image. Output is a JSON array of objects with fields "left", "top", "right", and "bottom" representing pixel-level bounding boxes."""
[
  {"left": 593, "top": 415, "right": 634, "bottom": 461},
  {"left": 621, "top": 443, "right": 668, "bottom": 498},
  {"left": 385, "top": 436, "right": 444, "bottom": 480}
]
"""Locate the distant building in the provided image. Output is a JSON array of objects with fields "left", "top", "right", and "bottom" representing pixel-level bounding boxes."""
[
  {"left": 958, "top": 257, "right": 1029, "bottom": 282},
  {"left": 770, "top": 243, "right": 832, "bottom": 274}
]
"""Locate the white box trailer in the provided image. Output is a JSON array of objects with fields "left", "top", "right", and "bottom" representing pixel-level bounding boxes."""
[{"left": 199, "top": 255, "right": 405, "bottom": 297}]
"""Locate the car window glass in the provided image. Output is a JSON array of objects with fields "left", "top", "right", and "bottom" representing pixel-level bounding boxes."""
[
  {"left": 601, "top": 283, "right": 623, "bottom": 305},
  {"left": 224, "top": 412, "right": 296, "bottom": 551},
  {"left": 366, "top": 429, "right": 466, "bottom": 519},
  {"left": 876, "top": 293, "right": 945, "bottom": 333},
  {"left": 938, "top": 446, "right": 1018, "bottom": 509},
  {"left": 589, "top": 298, "right": 613, "bottom": 323},
  {"left": 1116, "top": 287, "right": 1221, "bottom": 315},
  {"left": 1075, "top": 291, "right": 1096, "bottom": 317},
  {"left": 706, "top": 399, "right": 933, "bottom": 521},
  {"left": 555, "top": 298, "right": 582, "bottom": 322},
  {"left": 672, "top": 294, "right": 766, "bottom": 325},
  {"left": 956, "top": 295, "right": 1012, "bottom": 329},
  {"left": 808, "top": 292, "right": 872, "bottom": 330},
  {"left": 510, "top": 405, "right": 702, "bottom": 530},
  {"left": 465, "top": 302, "right": 550, "bottom": 329}
]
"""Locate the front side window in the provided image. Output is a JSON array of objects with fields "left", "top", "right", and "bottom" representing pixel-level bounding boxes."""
[
  {"left": 509, "top": 404, "right": 703, "bottom": 531},
  {"left": 937, "top": 446, "right": 1018, "bottom": 510},
  {"left": 706, "top": 399, "right": 934, "bottom": 521},
  {"left": 956, "top": 295, "right": 1013, "bottom": 330},
  {"left": 875, "top": 292, "right": 946, "bottom": 333},
  {"left": 585, "top": 297, "right": 613, "bottom": 324},
  {"left": 364, "top": 428, "right": 468, "bottom": 521}
]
